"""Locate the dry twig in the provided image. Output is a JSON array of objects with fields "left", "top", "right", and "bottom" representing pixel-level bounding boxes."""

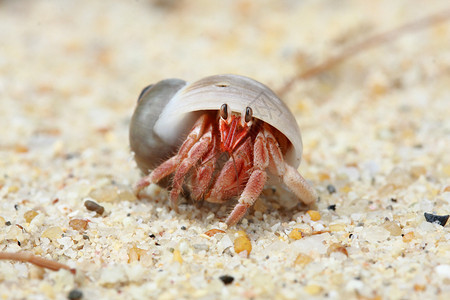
[
  {"left": 0, "top": 251, "right": 76, "bottom": 274},
  {"left": 278, "top": 8, "right": 450, "bottom": 97}
]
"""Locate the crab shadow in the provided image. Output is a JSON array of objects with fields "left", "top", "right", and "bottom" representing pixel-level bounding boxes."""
[{"left": 138, "top": 184, "right": 316, "bottom": 228}]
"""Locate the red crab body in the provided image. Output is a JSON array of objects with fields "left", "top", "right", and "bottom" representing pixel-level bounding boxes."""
[{"left": 135, "top": 106, "right": 316, "bottom": 226}]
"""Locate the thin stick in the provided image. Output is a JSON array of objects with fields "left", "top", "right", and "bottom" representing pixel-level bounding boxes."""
[
  {"left": 278, "top": 8, "right": 450, "bottom": 97},
  {"left": 0, "top": 251, "right": 76, "bottom": 274}
]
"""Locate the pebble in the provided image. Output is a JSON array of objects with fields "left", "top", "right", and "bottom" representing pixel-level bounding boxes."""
[
  {"left": 402, "top": 232, "right": 415, "bottom": 243},
  {"left": 294, "top": 253, "right": 312, "bottom": 266},
  {"left": 435, "top": 264, "right": 450, "bottom": 279},
  {"left": 288, "top": 228, "right": 303, "bottom": 240},
  {"left": 307, "top": 210, "right": 321, "bottom": 221},
  {"left": 329, "top": 223, "right": 346, "bottom": 232},
  {"left": 128, "top": 246, "right": 147, "bottom": 263},
  {"left": 173, "top": 249, "right": 183, "bottom": 264},
  {"left": 84, "top": 200, "right": 105, "bottom": 215},
  {"left": 89, "top": 186, "right": 119, "bottom": 203},
  {"left": 69, "top": 219, "right": 88, "bottom": 231},
  {"left": 424, "top": 212, "right": 449, "bottom": 226},
  {"left": 99, "top": 265, "right": 127, "bottom": 285},
  {"left": 327, "top": 243, "right": 348, "bottom": 257},
  {"left": 67, "top": 289, "right": 83, "bottom": 300},
  {"left": 304, "top": 284, "right": 322, "bottom": 295},
  {"left": 204, "top": 229, "right": 225, "bottom": 237},
  {"left": 234, "top": 232, "right": 252, "bottom": 255},
  {"left": 216, "top": 234, "right": 233, "bottom": 253},
  {"left": 41, "top": 226, "right": 64, "bottom": 240},
  {"left": 24, "top": 210, "right": 39, "bottom": 223},
  {"left": 193, "top": 244, "right": 209, "bottom": 252},
  {"left": 383, "top": 221, "right": 402, "bottom": 236},
  {"left": 327, "top": 185, "right": 337, "bottom": 194},
  {"left": 363, "top": 226, "right": 390, "bottom": 243},
  {"left": 327, "top": 204, "right": 336, "bottom": 211},
  {"left": 219, "top": 275, "right": 234, "bottom": 285},
  {"left": 8, "top": 186, "right": 19, "bottom": 193}
]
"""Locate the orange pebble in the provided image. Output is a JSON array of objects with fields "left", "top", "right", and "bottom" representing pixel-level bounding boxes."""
[
  {"left": 204, "top": 229, "right": 226, "bottom": 237},
  {"left": 307, "top": 210, "right": 321, "bottom": 221},
  {"left": 234, "top": 233, "right": 252, "bottom": 255},
  {"left": 289, "top": 228, "right": 303, "bottom": 240}
]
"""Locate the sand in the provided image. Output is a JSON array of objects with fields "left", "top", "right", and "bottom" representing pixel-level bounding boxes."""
[{"left": 0, "top": 0, "right": 449, "bottom": 299}]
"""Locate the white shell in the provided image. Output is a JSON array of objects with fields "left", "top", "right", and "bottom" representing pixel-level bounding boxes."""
[{"left": 154, "top": 74, "right": 303, "bottom": 167}]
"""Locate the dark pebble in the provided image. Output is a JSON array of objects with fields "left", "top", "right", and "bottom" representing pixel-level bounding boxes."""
[
  {"left": 65, "top": 153, "right": 77, "bottom": 160},
  {"left": 149, "top": 233, "right": 156, "bottom": 238},
  {"left": 424, "top": 212, "right": 449, "bottom": 226},
  {"left": 68, "top": 289, "right": 83, "bottom": 300},
  {"left": 14, "top": 204, "right": 19, "bottom": 210},
  {"left": 219, "top": 275, "right": 234, "bottom": 285},
  {"left": 326, "top": 184, "right": 336, "bottom": 194},
  {"left": 327, "top": 204, "right": 336, "bottom": 211},
  {"left": 84, "top": 200, "right": 104, "bottom": 215},
  {"left": 5, "top": 221, "right": 11, "bottom": 226},
  {"left": 181, "top": 226, "right": 187, "bottom": 230}
]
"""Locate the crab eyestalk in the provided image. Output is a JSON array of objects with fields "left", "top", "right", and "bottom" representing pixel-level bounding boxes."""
[{"left": 219, "top": 104, "right": 254, "bottom": 154}]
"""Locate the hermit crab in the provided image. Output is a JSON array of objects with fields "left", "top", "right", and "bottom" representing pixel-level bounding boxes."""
[{"left": 130, "top": 74, "right": 317, "bottom": 226}]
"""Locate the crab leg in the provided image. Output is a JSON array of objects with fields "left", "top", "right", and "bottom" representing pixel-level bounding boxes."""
[
  {"left": 190, "top": 132, "right": 219, "bottom": 201},
  {"left": 169, "top": 122, "right": 214, "bottom": 211},
  {"left": 206, "top": 138, "right": 253, "bottom": 203},
  {"left": 134, "top": 113, "right": 211, "bottom": 195},
  {"left": 225, "top": 131, "right": 269, "bottom": 226},
  {"left": 265, "top": 126, "right": 317, "bottom": 205}
]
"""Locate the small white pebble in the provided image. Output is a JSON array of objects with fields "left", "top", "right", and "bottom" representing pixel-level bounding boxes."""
[
  {"left": 271, "top": 222, "right": 281, "bottom": 232},
  {"left": 217, "top": 235, "right": 233, "bottom": 253},
  {"left": 122, "top": 217, "right": 135, "bottom": 227},
  {"left": 99, "top": 265, "right": 127, "bottom": 285},
  {"left": 418, "top": 221, "right": 436, "bottom": 232},
  {"left": 435, "top": 264, "right": 450, "bottom": 279},
  {"left": 312, "top": 223, "right": 325, "bottom": 231},
  {"left": 179, "top": 240, "right": 190, "bottom": 253},
  {"left": 419, "top": 199, "right": 434, "bottom": 211},
  {"left": 362, "top": 226, "right": 390, "bottom": 243},
  {"left": 293, "top": 234, "right": 328, "bottom": 255},
  {"left": 13, "top": 263, "right": 28, "bottom": 278},
  {"left": 339, "top": 167, "right": 360, "bottom": 181},
  {"left": 57, "top": 237, "right": 73, "bottom": 250},
  {"left": 125, "top": 264, "right": 146, "bottom": 282},
  {"left": 218, "top": 222, "right": 227, "bottom": 230},
  {"left": 206, "top": 213, "right": 215, "bottom": 221},
  {"left": 441, "top": 192, "right": 450, "bottom": 203},
  {"left": 345, "top": 279, "right": 364, "bottom": 292},
  {"left": 351, "top": 213, "right": 364, "bottom": 222}
]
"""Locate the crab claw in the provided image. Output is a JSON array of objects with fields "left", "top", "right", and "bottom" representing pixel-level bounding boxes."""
[{"left": 226, "top": 203, "right": 250, "bottom": 227}]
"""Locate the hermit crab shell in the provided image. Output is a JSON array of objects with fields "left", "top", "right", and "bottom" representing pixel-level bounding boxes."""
[{"left": 129, "top": 74, "right": 303, "bottom": 174}]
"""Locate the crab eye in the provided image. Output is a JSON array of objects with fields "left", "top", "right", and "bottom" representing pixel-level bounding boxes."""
[
  {"left": 220, "top": 103, "right": 228, "bottom": 120},
  {"left": 244, "top": 107, "right": 253, "bottom": 123}
]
